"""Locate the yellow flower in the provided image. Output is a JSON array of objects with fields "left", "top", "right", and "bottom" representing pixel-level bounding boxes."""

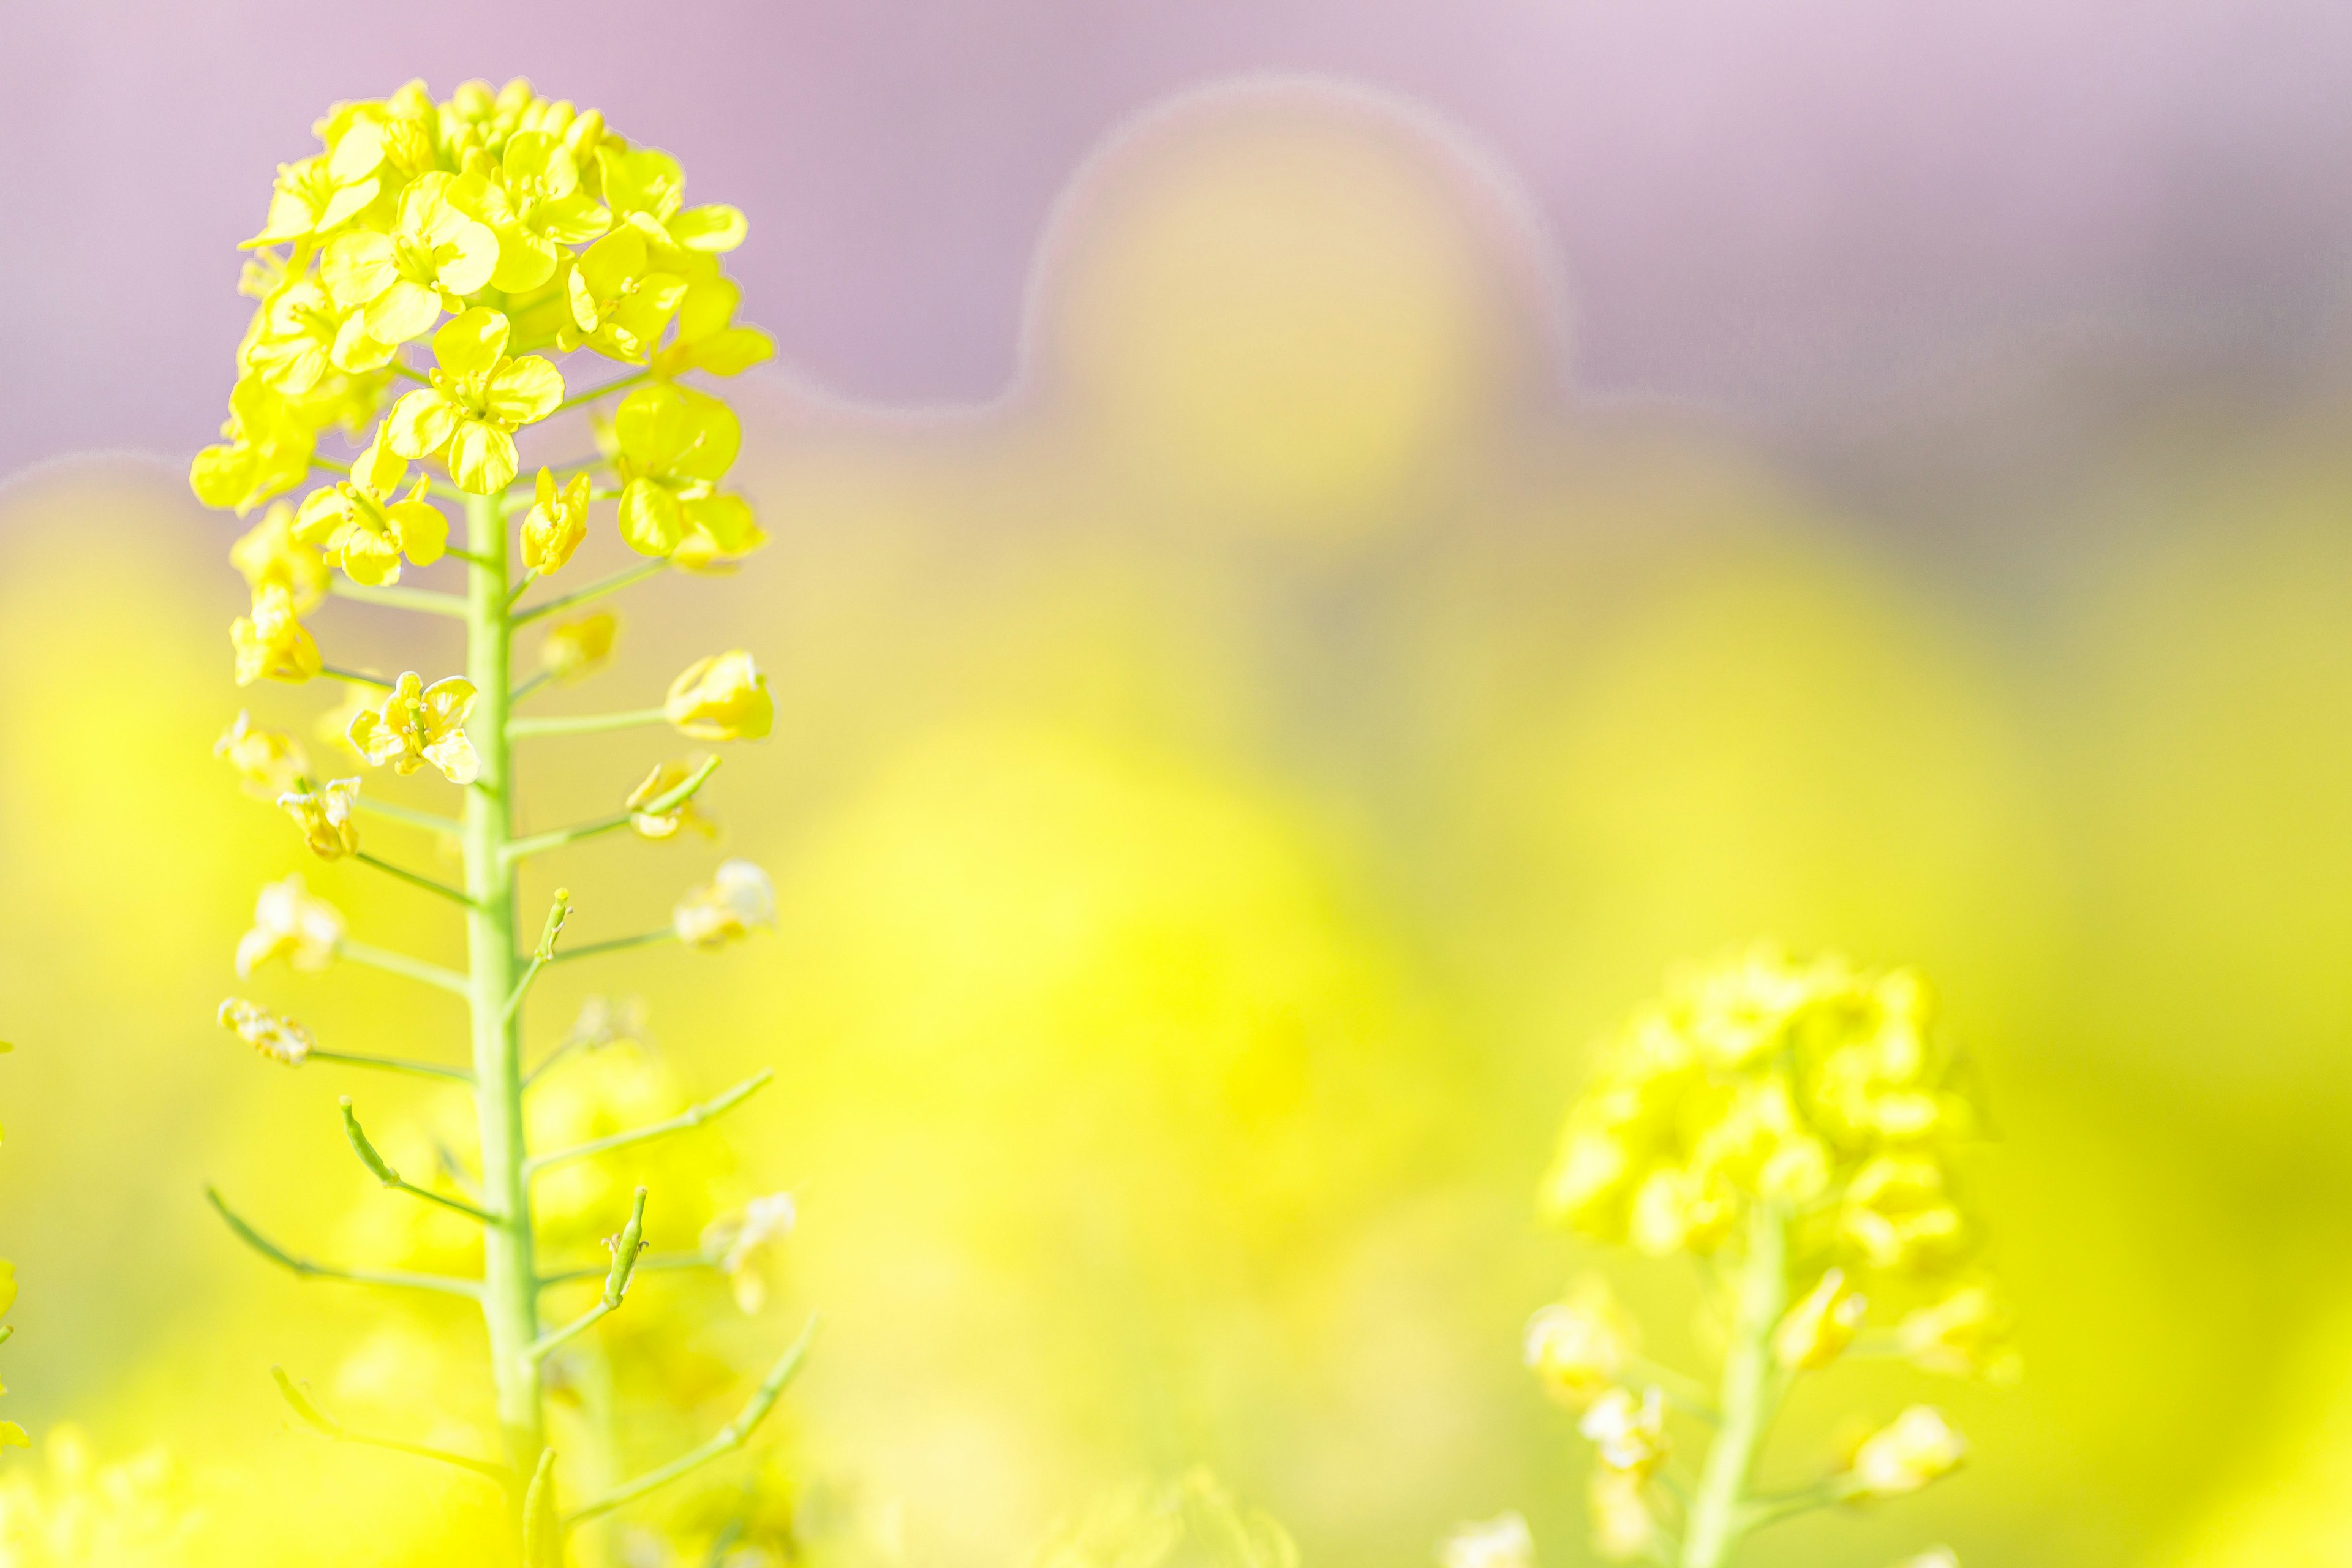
[
  {"left": 348, "top": 672, "right": 480, "bottom": 784},
  {"left": 320, "top": 172, "right": 500, "bottom": 345},
  {"left": 292, "top": 435, "right": 450, "bottom": 586},
  {"left": 1840, "top": 1154, "right": 1967, "bottom": 1274},
  {"left": 214, "top": 710, "right": 309, "bottom": 799},
  {"left": 1627, "top": 1164, "right": 1735, "bottom": 1256},
  {"left": 1896, "top": 1282, "right": 2019, "bottom": 1383},
  {"left": 235, "top": 875, "right": 344, "bottom": 978},
  {"left": 1578, "top": 1387, "right": 1667, "bottom": 1477},
  {"left": 277, "top": 777, "right": 361, "bottom": 859},
  {"left": 564, "top": 227, "right": 687, "bottom": 363},
  {"left": 1586, "top": 1470, "right": 1653, "bottom": 1563},
  {"left": 597, "top": 145, "right": 747, "bottom": 267},
  {"left": 452, "top": 132, "right": 611, "bottom": 292},
  {"left": 702, "top": 1191, "right": 796, "bottom": 1313},
  {"left": 192, "top": 377, "right": 318, "bottom": 515},
  {"left": 1849, "top": 1406, "right": 1966, "bottom": 1498},
  {"left": 241, "top": 277, "right": 394, "bottom": 394},
  {"left": 243, "top": 149, "right": 382, "bottom": 250},
  {"left": 673, "top": 860, "right": 774, "bottom": 949},
  {"left": 665, "top": 649, "right": 772, "bottom": 740},
  {"left": 230, "top": 583, "right": 322, "bottom": 687},
  {"left": 627, "top": 757, "right": 717, "bottom": 840},
  {"left": 652, "top": 275, "right": 774, "bottom": 379},
  {"left": 540, "top": 611, "right": 617, "bottom": 682},
  {"left": 217, "top": 998, "right": 315, "bottom": 1066},
  {"left": 1436, "top": 1513, "right": 1533, "bottom": 1568},
  {"left": 385, "top": 308, "right": 564, "bottom": 492},
  {"left": 521, "top": 467, "right": 592, "bottom": 573},
  {"left": 1773, "top": 1268, "right": 1866, "bottom": 1370},
  {"left": 1523, "top": 1277, "right": 1634, "bottom": 1407},
  {"left": 229, "top": 502, "right": 330, "bottom": 611},
  {"left": 607, "top": 385, "right": 763, "bottom": 562}
]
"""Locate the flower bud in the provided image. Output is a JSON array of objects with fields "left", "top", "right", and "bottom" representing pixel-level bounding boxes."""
[
  {"left": 522, "top": 468, "right": 591, "bottom": 574},
  {"left": 1897, "top": 1283, "right": 2019, "bottom": 1383},
  {"left": 277, "top": 777, "right": 361, "bottom": 859},
  {"left": 1773, "top": 1268, "right": 1866, "bottom": 1371},
  {"left": 673, "top": 860, "right": 775, "bottom": 949},
  {"left": 1849, "top": 1406, "right": 1966, "bottom": 1498},
  {"left": 1578, "top": 1387, "right": 1667, "bottom": 1477},
  {"left": 218, "top": 998, "right": 314, "bottom": 1066},
  {"left": 1523, "top": 1278, "right": 1634, "bottom": 1407},
  {"left": 665, "top": 650, "right": 772, "bottom": 741},
  {"left": 541, "top": 612, "right": 617, "bottom": 683},
  {"left": 216, "top": 712, "right": 310, "bottom": 800}
]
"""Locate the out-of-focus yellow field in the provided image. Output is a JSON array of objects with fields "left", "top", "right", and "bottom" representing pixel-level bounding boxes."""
[{"left": 2, "top": 85, "right": 2349, "bottom": 1567}]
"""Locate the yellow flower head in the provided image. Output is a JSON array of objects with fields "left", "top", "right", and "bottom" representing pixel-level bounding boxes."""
[
  {"left": 320, "top": 172, "right": 500, "bottom": 345},
  {"left": 236, "top": 875, "right": 344, "bottom": 978},
  {"left": 244, "top": 149, "right": 382, "bottom": 250},
  {"left": 292, "top": 435, "right": 450, "bottom": 586},
  {"left": 229, "top": 502, "right": 330, "bottom": 611},
  {"left": 1840, "top": 1153, "right": 1967, "bottom": 1275},
  {"left": 349, "top": 673, "right": 480, "bottom": 783},
  {"left": 627, "top": 756, "right": 717, "bottom": 840},
  {"left": 1896, "top": 1281, "right": 2019, "bottom": 1383},
  {"left": 242, "top": 277, "right": 393, "bottom": 395},
  {"left": 1578, "top": 1387, "right": 1668, "bottom": 1478},
  {"left": 702, "top": 1191, "right": 796, "bottom": 1313},
  {"left": 665, "top": 649, "right": 772, "bottom": 741},
  {"left": 521, "top": 467, "right": 592, "bottom": 573},
  {"left": 230, "top": 582, "right": 322, "bottom": 687},
  {"left": 453, "top": 130, "right": 611, "bottom": 293},
  {"left": 607, "top": 385, "right": 762, "bottom": 564},
  {"left": 565, "top": 227, "right": 687, "bottom": 363},
  {"left": 1436, "top": 1514, "right": 1534, "bottom": 1568},
  {"left": 673, "top": 859, "right": 774, "bottom": 949},
  {"left": 598, "top": 144, "right": 747, "bottom": 269},
  {"left": 192, "top": 377, "right": 318, "bottom": 516},
  {"left": 652, "top": 275, "right": 774, "bottom": 380},
  {"left": 540, "top": 611, "right": 617, "bottom": 682},
  {"left": 277, "top": 777, "right": 361, "bottom": 859},
  {"left": 217, "top": 998, "right": 315, "bottom": 1066},
  {"left": 1586, "top": 1469, "right": 1653, "bottom": 1563},
  {"left": 1523, "top": 1277, "right": 1635, "bottom": 1408},
  {"left": 1773, "top": 1267, "right": 1867, "bottom": 1371},
  {"left": 385, "top": 308, "right": 564, "bottom": 493},
  {"left": 1849, "top": 1406, "right": 1966, "bottom": 1498},
  {"left": 214, "top": 710, "right": 310, "bottom": 800}
]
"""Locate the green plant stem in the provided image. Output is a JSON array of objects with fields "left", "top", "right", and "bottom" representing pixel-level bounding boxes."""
[
  {"left": 329, "top": 579, "right": 470, "bottom": 617},
  {"left": 352, "top": 796, "right": 462, "bottom": 834},
  {"left": 526, "top": 1071, "right": 773, "bottom": 1177},
  {"left": 508, "top": 708, "right": 668, "bottom": 738},
  {"left": 309, "top": 1048, "right": 474, "bottom": 1085},
  {"left": 552, "top": 369, "right": 650, "bottom": 415},
  {"left": 323, "top": 665, "right": 394, "bottom": 689},
  {"left": 461, "top": 491, "right": 547, "bottom": 1494},
  {"left": 206, "top": 1187, "right": 480, "bottom": 1300},
  {"left": 548, "top": 930, "right": 677, "bottom": 965},
  {"left": 503, "top": 756, "right": 721, "bottom": 866},
  {"left": 1680, "top": 1205, "right": 1790, "bottom": 1568},
  {"left": 513, "top": 560, "right": 668, "bottom": 625},
  {"left": 537, "top": 1251, "right": 712, "bottom": 1289},
  {"left": 274, "top": 1367, "right": 511, "bottom": 1485},
  {"left": 336, "top": 938, "right": 470, "bottom": 996},
  {"left": 355, "top": 850, "right": 480, "bottom": 908}
]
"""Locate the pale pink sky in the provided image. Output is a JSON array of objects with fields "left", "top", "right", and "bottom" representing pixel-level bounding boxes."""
[{"left": 5, "top": 0, "right": 2351, "bottom": 478}]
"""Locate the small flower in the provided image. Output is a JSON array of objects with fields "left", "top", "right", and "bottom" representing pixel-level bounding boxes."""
[
  {"left": 315, "top": 686, "right": 375, "bottom": 760},
  {"left": 1627, "top": 1164, "right": 1735, "bottom": 1257},
  {"left": 1437, "top": 1513, "right": 1532, "bottom": 1568},
  {"left": 320, "top": 172, "right": 500, "bottom": 345},
  {"left": 540, "top": 612, "right": 617, "bottom": 683},
  {"left": 236, "top": 875, "right": 344, "bottom": 978},
  {"left": 1773, "top": 1268, "right": 1866, "bottom": 1371},
  {"left": 1896, "top": 1283, "right": 2019, "bottom": 1383},
  {"left": 703, "top": 1191, "right": 796, "bottom": 1313},
  {"left": 1578, "top": 1387, "right": 1667, "bottom": 1478},
  {"left": 665, "top": 650, "right": 771, "bottom": 741},
  {"left": 277, "top": 777, "right": 361, "bottom": 859},
  {"left": 292, "top": 436, "right": 450, "bottom": 586},
  {"left": 597, "top": 144, "right": 747, "bottom": 266},
  {"left": 231, "top": 582, "right": 322, "bottom": 687},
  {"left": 521, "top": 467, "right": 592, "bottom": 573},
  {"left": 217, "top": 998, "right": 314, "bottom": 1066},
  {"left": 244, "top": 151, "right": 382, "bottom": 250},
  {"left": 606, "top": 384, "right": 762, "bottom": 563},
  {"left": 1849, "top": 1406, "right": 1966, "bottom": 1499},
  {"left": 564, "top": 227, "right": 687, "bottom": 363},
  {"left": 1840, "top": 1155, "right": 1967, "bottom": 1275},
  {"left": 652, "top": 275, "right": 774, "bottom": 379},
  {"left": 385, "top": 307, "right": 565, "bottom": 493},
  {"left": 191, "top": 376, "right": 318, "bottom": 516},
  {"left": 214, "top": 711, "right": 310, "bottom": 800},
  {"left": 241, "top": 277, "right": 395, "bottom": 395},
  {"left": 349, "top": 673, "right": 480, "bottom": 784},
  {"left": 673, "top": 860, "right": 774, "bottom": 949},
  {"left": 1586, "top": 1470, "right": 1652, "bottom": 1563},
  {"left": 452, "top": 131, "right": 611, "bottom": 293},
  {"left": 626, "top": 757, "right": 717, "bottom": 840},
  {"left": 229, "top": 503, "right": 330, "bottom": 611},
  {"left": 1523, "top": 1278, "right": 1634, "bottom": 1408}
]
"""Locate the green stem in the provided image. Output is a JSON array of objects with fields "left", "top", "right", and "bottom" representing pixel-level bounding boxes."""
[
  {"left": 1679, "top": 1205, "right": 1790, "bottom": 1568},
  {"left": 512, "top": 560, "right": 668, "bottom": 625},
  {"left": 460, "top": 490, "right": 547, "bottom": 1491},
  {"left": 309, "top": 1048, "right": 474, "bottom": 1085},
  {"left": 508, "top": 708, "right": 668, "bottom": 738},
  {"left": 526, "top": 1071, "right": 772, "bottom": 1177},
  {"left": 323, "top": 665, "right": 394, "bottom": 689},
  {"left": 330, "top": 579, "right": 470, "bottom": 617},
  {"left": 552, "top": 369, "right": 650, "bottom": 416},
  {"left": 205, "top": 1187, "right": 480, "bottom": 1300},
  {"left": 336, "top": 938, "right": 470, "bottom": 996},
  {"left": 355, "top": 850, "right": 480, "bottom": 909},
  {"left": 503, "top": 758, "right": 718, "bottom": 865},
  {"left": 537, "top": 1251, "right": 713, "bottom": 1289},
  {"left": 548, "top": 929, "right": 677, "bottom": 965},
  {"left": 352, "top": 796, "right": 463, "bottom": 834}
]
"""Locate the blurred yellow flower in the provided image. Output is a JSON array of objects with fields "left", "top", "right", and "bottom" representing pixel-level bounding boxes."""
[
  {"left": 673, "top": 859, "right": 774, "bottom": 949},
  {"left": 703, "top": 1191, "right": 796, "bottom": 1313},
  {"left": 213, "top": 710, "right": 309, "bottom": 799},
  {"left": 228, "top": 502, "right": 329, "bottom": 611},
  {"left": 1578, "top": 1387, "right": 1667, "bottom": 1477},
  {"left": 1523, "top": 1276, "right": 1634, "bottom": 1407},
  {"left": 540, "top": 611, "right": 617, "bottom": 682},
  {"left": 626, "top": 756, "right": 717, "bottom": 839},
  {"left": 385, "top": 307, "right": 564, "bottom": 492},
  {"left": 349, "top": 672, "right": 480, "bottom": 784},
  {"left": 520, "top": 467, "right": 592, "bottom": 573},
  {"left": 276, "top": 777, "right": 360, "bottom": 859},
  {"left": 665, "top": 649, "right": 771, "bottom": 740},
  {"left": 1840, "top": 1154, "right": 1967, "bottom": 1275},
  {"left": 235, "top": 874, "right": 344, "bottom": 978},
  {"left": 229, "top": 582, "right": 321, "bottom": 687},
  {"left": 1436, "top": 1513, "right": 1533, "bottom": 1568},
  {"left": 216, "top": 998, "right": 314, "bottom": 1066},
  {"left": 292, "top": 435, "right": 450, "bottom": 586},
  {"left": 1774, "top": 1267, "right": 1866, "bottom": 1370},
  {"left": 0, "top": 1428, "right": 194, "bottom": 1565},
  {"left": 1849, "top": 1406, "right": 1966, "bottom": 1498},
  {"left": 1897, "top": 1281, "right": 2019, "bottom": 1383},
  {"left": 1586, "top": 1470, "right": 1653, "bottom": 1563}
]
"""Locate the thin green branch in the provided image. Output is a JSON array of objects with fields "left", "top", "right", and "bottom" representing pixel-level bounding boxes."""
[
  {"left": 273, "top": 1367, "right": 511, "bottom": 1485},
  {"left": 354, "top": 850, "right": 481, "bottom": 909},
  {"left": 308, "top": 1048, "right": 474, "bottom": 1085},
  {"left": 526, "top": 1071, "right": 773, "bottom": 1178},
  {"left": 527, "top": 1188, "right": 648, "bottom": 1363},
  {"left": 509, "top": 669, "right": 556, "bottom": 704},
  {"left": 336, "top": 938, "right": 470, "bottom": 995},
  {"left": 562, "top": 1315, "right": 819, "bottom": 1528},
  {"left": 390, "top": 361, "right": 433, "bottom": 385},
  {"left": 508, "top": 707, "right": 668, "bottom": 739},
  {"left": 342, "top": 1098, "right": 502, "bottom": 1224},
  {"left": 328, "top": 579, "right": 469, "bottom": 617},
  {"left": 351, "top": 795, "right": 462, "bottom": 834},
  {"left": 205, "top": 1186, "right": 481, "bottom": 1299},
  {"left": 552, "top": 369, "right": 650, "bottom": 416},
  {"left": 1626, "top": 1354, "right": 1721, "bottom": 1423},
  {"left": 322, "top": 665, "right": 394, "bottom": 689},
  {"left": 503, "top": 757, "right": 721, "bottom": 866},
  {"left": 538, "top": 1251, "right": 712, "bottom": 1289},
  {"left": 310, "top": 455, "right": 352, "bottom": 478},
  {"left": 504, "top": 568, "right": 542, "bottom": 612},
  {"left": 548, "top": 929, "right": 678, "bottom": 965},
  {"left": 513, "top": 560, "right": 668, "bottom": 625},
  {"left": 1737, "top": 1479, "right": 1862, "bottom": 1534},
  {"left": 502, "top": 889, "right": 574, "bottom": 1025}
]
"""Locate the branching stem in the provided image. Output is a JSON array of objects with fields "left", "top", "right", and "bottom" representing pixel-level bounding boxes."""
[{"left": 526, "top": 1071, "right": 773, "bottom": 1177}]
